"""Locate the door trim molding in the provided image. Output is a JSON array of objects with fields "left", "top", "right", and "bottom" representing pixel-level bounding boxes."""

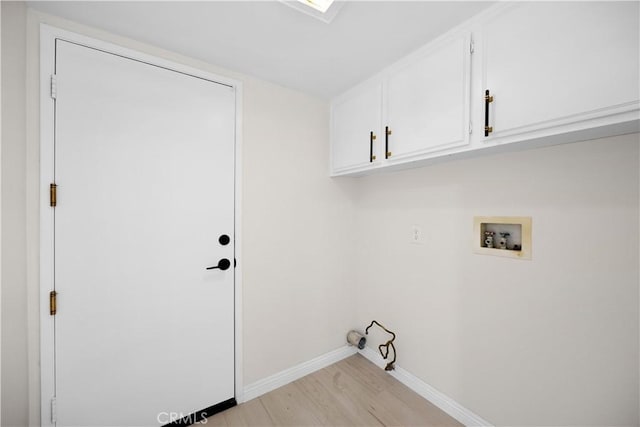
[{"left": 39, "top": 24, "right": 244, "bottom": 426}]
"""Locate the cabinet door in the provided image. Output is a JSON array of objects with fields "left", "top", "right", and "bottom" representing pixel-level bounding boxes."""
[
  {"left": 483, "top": 2, "right": 639, "bottom": 138},
  {"left": 331, "top": 83, "right": 382, "bottom": 174},
  {"left": 385, "top": 34, "right": 471, "bottom": 161}
]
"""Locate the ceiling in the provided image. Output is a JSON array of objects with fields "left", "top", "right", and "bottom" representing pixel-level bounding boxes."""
[{"left": 27, "top": 1, "right": 494, "bottom": 99}]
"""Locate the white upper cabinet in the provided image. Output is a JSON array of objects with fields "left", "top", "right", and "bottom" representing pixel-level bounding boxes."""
[
  {"left": 481, "top": 2, "right": 639, "bottom": 140},
  {"left": 385, "top": 34, "right": 471, "bottom": 161},
  {"left": 330, "top": 33, "right": 471, "bottom": 175},
  {"left": 330, "top": 2, "right": 639, "bottom": 176},
  {"left": 331, "top": 83, "right": 382, "bottom": 174}
]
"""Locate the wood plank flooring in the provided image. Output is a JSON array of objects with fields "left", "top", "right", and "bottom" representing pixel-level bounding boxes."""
[{"left": 207, "top": 354, "right": 462, "bottom": 426}]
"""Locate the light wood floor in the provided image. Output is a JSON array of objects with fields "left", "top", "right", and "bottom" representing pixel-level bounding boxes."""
[{"left": 207, "top": 354, "right": 462, "bottom": 426}]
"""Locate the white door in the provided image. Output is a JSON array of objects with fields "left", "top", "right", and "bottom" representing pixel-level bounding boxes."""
[
  {"left": 385, "top": 34, "right": 470, "bottom": 160},
  {"left": 53, "top": 40, "right": 236, "bottom": 426},
  {"left": 331, "top": 83, "right": 382, "bottom": 174},
  {"left": 482, "top": 2, "right": 639, "bottom": 138}
]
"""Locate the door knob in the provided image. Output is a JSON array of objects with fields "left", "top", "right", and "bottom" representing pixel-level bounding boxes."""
[{"left": 206, "top": 258, "right": 231, "bottom": 271}]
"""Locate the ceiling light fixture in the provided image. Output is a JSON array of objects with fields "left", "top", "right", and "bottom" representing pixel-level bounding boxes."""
[
  {"left": 279, "top": 0, "right": 344, "bottom": 24},
  {"left": 296, "top": 0, "right": 335, "bottom": 14}
]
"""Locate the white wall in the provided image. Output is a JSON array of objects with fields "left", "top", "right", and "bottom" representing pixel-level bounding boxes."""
[
  {"left": 240, "top": 78, "right": 358, "bottom": 384},
  {"left": 354, "top": 133, "right": 640, "bottom": 426},
  {"left": 0, "top": 2, "right": 4, "bottom": 424},
  {"left": 1, "top": 2, "right": 28, "bottom": 426},
  {"left": 1, "top": 5, "right": 359, "bottom": 425}
]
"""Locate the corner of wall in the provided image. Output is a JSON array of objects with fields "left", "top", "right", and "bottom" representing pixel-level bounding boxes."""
[
  {"left": 1, "top": 1, "right": 29, "bottom": 427},
  {"left": 351, "top": 134, "right": 640, "bottom": 426},
  {"left": 0, "top": 2, "right": 3, "bottom": 424}
]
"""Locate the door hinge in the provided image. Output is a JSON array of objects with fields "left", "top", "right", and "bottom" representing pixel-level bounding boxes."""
[
  {"left": 50, "top": 74, "right": 57, "bottom": 100},
  {"left": 469, "top": 121, "right": 473, "bottom": 134},
  {"left": 470, "top": 39, "right": 475, "bottom": 54},
  {"left": 50, "top": 183, "right": 57, "bottom": 207},
  {"left": 49, "top": 291, "right": 57, "bottom": 316},
  {"left": 51, "top": 397, "right": 57, "bottom": 423}
]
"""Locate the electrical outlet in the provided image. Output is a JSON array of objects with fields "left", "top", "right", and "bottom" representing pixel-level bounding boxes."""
[{"left": 411, "top": 225, "right": 423, "bottom": 244}]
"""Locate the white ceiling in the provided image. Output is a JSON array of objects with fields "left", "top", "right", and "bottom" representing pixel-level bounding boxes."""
[{"left": 27, "top": 1, "right": 493, "bottom": 99}]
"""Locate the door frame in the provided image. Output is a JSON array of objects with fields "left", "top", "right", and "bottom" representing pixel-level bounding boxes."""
[{"left": 39, "top": 24, "right": 244, "bottom": 426}]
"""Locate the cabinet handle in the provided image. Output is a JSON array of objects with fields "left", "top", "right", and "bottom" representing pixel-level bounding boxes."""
[
  {"left": 370, "top": 131, "right": 377, "bottom": 162},
  {"left": 385, "top": 126, "right": 392, "bottom": 158},
  {"left": 484, "top": 89, "right": 494, "bottom": 137}
]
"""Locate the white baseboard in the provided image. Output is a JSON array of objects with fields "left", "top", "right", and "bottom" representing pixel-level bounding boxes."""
[
  {"left": 359, "top": 347, "right": 493, "bottom": 427},
  {"left": 241, "top": 345, "right": 358, "bottom": 403}
]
